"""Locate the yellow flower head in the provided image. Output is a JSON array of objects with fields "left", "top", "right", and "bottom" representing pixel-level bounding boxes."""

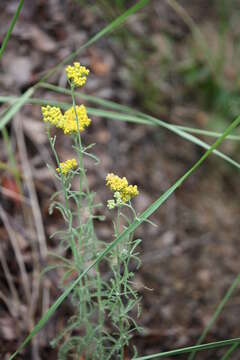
[
  {"left": 62, "top": 105, "right": 91, "bottom": 134},
  {"left": 41, "top": 105, "right": 91, "bottom": 135},
  {"left": 56, "top": 159, "right": 77, "bottom": 176},
  {"left": 106, "top": 173, "right": 139, "bottom": 203},
  {"left": 66, "top": 62, "right": 90, "bottom": 87},
  {"left": 120, "top": 185, "right": 139, "bottom": 203},
  {"left": 106, "top": 173, "right": 128, "bottom": 192},
  {"left": 41, "top": 105, "right": 64, "bottom": 127}
]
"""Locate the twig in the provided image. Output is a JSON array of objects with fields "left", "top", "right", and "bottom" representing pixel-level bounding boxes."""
[
  {"left": 0, "top": 205, "right": 31, "bottom": 302},
  {"left": 14, "top": 115, "right": 48, "bottom": 261},
  {"left": 0, "top": 184, "right": 31, "bottom": 205},
  {"left": 0, "top": 240, "right": 20, "bottom": 310},
  {"left": 0, "top": 290, "right": 17, "bottom": 318},
  {"left": 15, "top": 114, "right": 51, "bottom": 319}
]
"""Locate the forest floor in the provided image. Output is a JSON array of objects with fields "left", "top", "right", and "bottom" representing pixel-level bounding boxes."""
[{"left": 0, "top": 1, "right": 240, "bottom": 359}]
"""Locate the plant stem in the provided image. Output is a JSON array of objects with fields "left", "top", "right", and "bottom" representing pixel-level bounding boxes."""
[
  {"left": 70, "top": 85, "right": 105, "bottom": 356},
  {"left": 47, "top": 129, "right": 78, "bottom": 263}
]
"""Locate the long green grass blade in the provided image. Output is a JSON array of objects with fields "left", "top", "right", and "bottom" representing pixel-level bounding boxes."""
[
  {"left": 174, "top": 125, "right": 240, "bottom": 141},
  {"left": 188, "top": 272, "right": 240, "bottom": 360},
  {"left": 39, "top": 0, "right": 148, "bottom": 83},
  {"left": 88, "top": 108, "right": 240, "bottom": 168},
  {"left": 0, "top": 0, "right": 24, "bottom": 60},
  {"left": 40, "top": 82, "right": 136, "bottom": 113},
  {"left": 221, "top": 342, "right": 239, "bottom": 360},
  {"left": 140, "top": 113, "right": 240, "bottom": 169},
  {"left": 132, "top": 337, "right": 240, "bottom": 359},
  {"left": 38, "top": 83, "right": 240, "bottom": 141},
  {"left": 0, "top": 88, "right": 33, "bottom": 129},
  {"left": 9, "top": 114, "right": 240, "bottom": 359},
  {"left": 86, "top": 108, "right": 240, "bottom": 170},
  {"left": 0, "top": 95, "right": 239, "bottom": 169},
  {"left": 0, "top": 0, "right": 148, "bottom": 127}
]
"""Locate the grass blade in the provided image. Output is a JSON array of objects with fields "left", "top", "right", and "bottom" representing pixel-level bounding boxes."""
[
  {"left": 141, "top": 113, "right": 240, "bottom": 169},
  {"left": 132, "top": 337, "right": 240, "bottom": 359},
  {"left": 40, "top": 82, "right": 136, "bottom": 113},
  {"left": 39, "top": 83, "right": 240, "bottom": 141},
  {"left": 0, "top": 95, "right": 239, "bottom": 169},
  {"left": 9, "top": 114, "right": 240, "bottom": 359},
  {"left": 0, "top": 88, "right": 33, "bottom": 129},
  {"left": 0, "top": 0, "right": 148, "bottom": 127},
  {"left": 174, "top": 125, "right": 240, "bottom": 141},
  {"left": 188, "top": 272, "right": 240, "bottom": 360},
  {"left": 220, "top": 342, "right": 239, "bottom": 360},
  {"left": 0, "top": 0, "right": 25, "bottom": 60},
  {"left": 39, "top": 0, "right": 149, "bottom": 83}
]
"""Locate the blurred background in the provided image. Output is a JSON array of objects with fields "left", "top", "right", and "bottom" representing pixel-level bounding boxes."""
[{"left": 0, "top": 0, "right": 240, "bottom": 358}]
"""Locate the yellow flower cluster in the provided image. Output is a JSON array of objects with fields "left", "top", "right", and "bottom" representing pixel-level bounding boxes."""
[
  {"left": 41, "top": 105, "right": 91, "bottom": 135},
  {"left": 42, "top": 106, "right": 63, "bottom": 126},
  {"left": 106, "top": 173, "right": 128, "bottom": 192},
  {"left": 120, "top": 185, "right": 139, "bottom": 203},
  {"left": 56, "top": 159, "right": 77, "bottom": 175},
  {"left": 66, "top": 62, "right": 90, "bottom": 87},
  {"left": 106, "top": 173, "right": 139, "bottom": 203},
  {"left": 63, "top": 105, "right": 91, "bottom": 134}
]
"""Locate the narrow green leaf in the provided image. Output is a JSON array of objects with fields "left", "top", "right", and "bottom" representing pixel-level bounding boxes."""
[
  {"left": 0, "top": 95, "right": 239, "bottom": 169},
  {"left": 188, "top": 272, "right": 240, "bottom": 360},
  {"left": 38, "top": 0, "right": 149, "bottom": 83},
  {"left": 0, "top": 0, "right": 25, "bottom": 60},
  {"left": 9, "top": 114, "right": 240, "bottom": 359},
  {"left": 83, "top": 108, "right": 240, "bottom": 170},
  {"left": 174, "top": 125, "right": 240, "bottom": 141},
  {"left": 220, "top": 342, "right": 239, "bottom": 360},
  {"left": 38, "top": 83, "right": 240, "bottom": 141},
  {"left": 1, "top": 0, "right": 148, "bottom": 127},
  {"left": 40, "top": 82, "right": 134, "bottom": 113},
  {"left": 132, "top": 337, "right": 240, "bottom": 359},
  {"left": 0, "top": 88, "right": 33, "bottom": 130}
]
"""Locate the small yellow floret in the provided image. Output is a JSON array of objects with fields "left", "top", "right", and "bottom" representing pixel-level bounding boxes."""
[
  {"left": 106, "top": 173, "right": 139, "bottom": 203},
  {"left": 66, "top": 62, "right": 90, "bottom": 87},
  {"left": 41, "top": 105, "right": 64, "bottom": 127},
  {"left": 56, "top": 159, "right": 77, "bottom": 176},
  {"left": 62, "top": 105, "right": 91, "bottom": 134},
  {"left": 120, "top": 185, "right": 139, "bottom": 203},
  {"left": 106, "top": 173, "right": 128, "bottom": 192}
]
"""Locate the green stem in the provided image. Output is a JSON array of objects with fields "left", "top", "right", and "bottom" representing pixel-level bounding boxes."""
[
  {"left": 70, "top": 85, "right": 105, "bottom": 355},
  {"left": 47, "top": 129, "right": 78, "bottom": 263},
  {"left": 116, "top": 207, "right": 124, "bottom": 359},
  {"left": 70, "top": 85, "right": 92, "bottom": 199}
]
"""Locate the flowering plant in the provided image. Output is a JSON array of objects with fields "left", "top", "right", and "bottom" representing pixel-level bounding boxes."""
[{"left": 42, "top": 62, "right": 141, "bottom": 359}]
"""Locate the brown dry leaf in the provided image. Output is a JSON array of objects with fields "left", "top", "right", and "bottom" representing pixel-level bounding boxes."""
[
  {"left": 195, "top": 111, "right": 209, "bottom": 127},
  {"left": 22, "top": 116, "right": 46, "bottom": 145},
  {"left": 2, "top": 54, "right": 33, "bottom": 86},
  {"left": 1, "top": 176, "right": 21, "bottom": 205},
  {"left": 0, "top": 316, "right": 17, "bottom": 340},
  {"left": 21, "top": 25, "right": 57, "bottom": 53},
  {"left": 89, "top": 49, "right": 111, "bottom": 76},
  {"left": 95, "top": 129, "right": 110, "bottom": 144}
]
